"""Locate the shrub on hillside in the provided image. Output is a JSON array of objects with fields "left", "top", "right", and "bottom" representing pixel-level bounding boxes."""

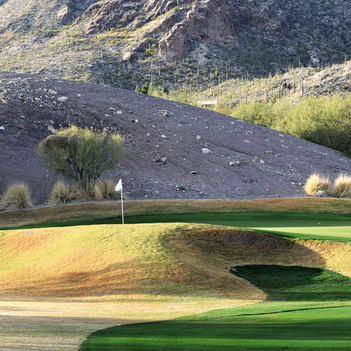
[
  {"left": 0, "top": 183, "right": 32, "bottom": 211},
  {"left": 37, "top": 126, "right": 128, "bottom": 195},
  {"left": 304, "top": 173, "right": 331, "bottom": 196},
  {"left": 330, "top": 173, "right": 351, "bottom": 198},
  {"left": 275, "top": 95, "right": 351, "bottom": 156},
  {"left": 230, "top": 100, "right": 276, "bottom": 128}
]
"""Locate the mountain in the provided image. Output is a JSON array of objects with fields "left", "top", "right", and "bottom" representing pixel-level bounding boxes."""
[
  {"left": 1, "top": 72, "right": 351, "bottom": 204},
  {"left": 0, "top": 0, "right": 351, "bottom": 90}
]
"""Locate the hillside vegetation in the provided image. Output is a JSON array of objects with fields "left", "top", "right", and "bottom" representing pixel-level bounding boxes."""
[
  {"left": 0, "top": 223, "right": 350, "bottom": 297},
  {"left": 152, "top": 62, "right": 351, "bottom": 155},
  {"left": 1, "top": 0, "right": 351, "bottom": 90}
]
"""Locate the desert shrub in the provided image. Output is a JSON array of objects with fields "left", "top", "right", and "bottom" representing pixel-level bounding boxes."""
[
  {"left": 304, "top": 173, "right": 331, "bottom": 196},
  {"left": 98, "top": 179, "right": 118, "bottom": 200},
  {"left": 0, "top": 183, "right": 32, "bottom": 211},
  {"left": 230, "top": 100, "right": 274, "bottom": 128},
  {"left": 49, "top": 181, "right": 73, "bottom": 204},
  {"left": 275, "top": 95, "right": 351, "bottom": 156},
  {"left": 330, "top": 173, "right": 351, "bottom": 198},
  {"left": 37, "top": 126, "right": 128, "bottom": 195}
]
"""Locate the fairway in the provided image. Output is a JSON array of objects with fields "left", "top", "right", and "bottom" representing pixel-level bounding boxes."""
[
  {"left": 79, "top": 303, "right": 351, "bottom": 351},
  {"left": 80, "top": 265, "right": 351, "bottom": 350}
]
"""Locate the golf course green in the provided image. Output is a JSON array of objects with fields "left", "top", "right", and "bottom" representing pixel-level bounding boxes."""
[{"left": 11, "top": 212, "right": 351, "bottom": 241}]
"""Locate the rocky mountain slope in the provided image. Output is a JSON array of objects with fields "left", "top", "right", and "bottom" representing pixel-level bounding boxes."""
[
  {"left": 0, "top": 0, "right": 351, "bottom": 90},
  {"left": 1, "top": 72, "right": 351, "bottom": 205}
]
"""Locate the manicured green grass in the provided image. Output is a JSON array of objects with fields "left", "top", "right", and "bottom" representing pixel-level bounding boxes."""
[
  {"left": 9, "top": 212, "right": 351, "bottom": 241},
  {"left": 79, "top": 303, "right": 351, "bottom": 350},
  {"left": 79, "top": 266, "right": 351, "bottom": 350}
]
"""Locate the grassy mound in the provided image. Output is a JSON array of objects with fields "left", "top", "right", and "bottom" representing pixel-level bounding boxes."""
[{"left": 0, "top": 223, "right": 350, "bottom": 297}]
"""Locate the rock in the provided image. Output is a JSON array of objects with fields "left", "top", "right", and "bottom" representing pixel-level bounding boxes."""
[
  {"left": 158, "top": 23, "right": 191, "bottom": 61},
  {"left": 0, "top": 126, "right": 5, "bottom": 131},
  {"left": 47, "top": 125, "right": 56, "bottom": 133},
  {"left": 196, "top": 135, "right": 201, "bottom": 140},
  {"left": 57, "top": 5, "right": 72, "bottom": 24},
  {"left": 57, "top": 96, "right": 69, "bottom": 102},
  {"left": 202, "top": 148, "right": 211, "bottom": 154},
  {"left": 229, "top": 161, "right": 241, "bottom": 166}
]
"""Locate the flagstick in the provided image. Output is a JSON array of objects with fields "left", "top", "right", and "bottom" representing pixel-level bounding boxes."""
[{"left": 121, "top": 187, "right": 124, "bottom": 225}]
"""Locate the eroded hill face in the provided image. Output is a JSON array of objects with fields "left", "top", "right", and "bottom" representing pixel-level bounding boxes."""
[
  {"left": 0, "top": 0, "right": 350, "bottom": 89},
  {"left": 1, "top": 73, "right": 351, "bottom": 204}
]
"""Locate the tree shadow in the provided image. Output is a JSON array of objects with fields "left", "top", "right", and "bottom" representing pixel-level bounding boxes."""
[{"left": 231, "top": 265, "right": 351, "bottom": 301}]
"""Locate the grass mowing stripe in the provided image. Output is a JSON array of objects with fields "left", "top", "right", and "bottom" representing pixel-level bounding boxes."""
[
  {"left": 79, "top": 305, "right": 351, "bottom": 351},
  {"left": 79, "top": 266, "right": 351, "bottom": 350},
  {"left": 5, "top": 212, "right": 351, "bottom": 241}
]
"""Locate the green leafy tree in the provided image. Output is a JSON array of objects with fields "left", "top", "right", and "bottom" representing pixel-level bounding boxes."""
[{"left": 37, "top": 126, "right": 127, "bottom": 194}]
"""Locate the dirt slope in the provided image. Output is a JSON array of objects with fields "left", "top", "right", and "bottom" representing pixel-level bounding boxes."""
[{"left": 1, "top": 72, "right": 351, "bottom": 205}]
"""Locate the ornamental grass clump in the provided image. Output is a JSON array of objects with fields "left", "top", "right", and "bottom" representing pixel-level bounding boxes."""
[
  {"left": 49, "top": 181, "right": 74, "bottom": 204},
  {"left": 304, "top": 173, "right": 330, "bottom": 196},
  {"left": 330, "top": 173, "right": 351, "bottom": 198},
  {"left": 98, "top": 179, "right": 118, "bottom": 200},
  {"left": 0, "top": 182, "right": 32, "bottom": 211}
]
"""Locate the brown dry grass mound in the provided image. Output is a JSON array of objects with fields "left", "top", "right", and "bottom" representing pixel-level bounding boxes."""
[{"left": 1, "top": 223, "right": 349, "bottom": 298}]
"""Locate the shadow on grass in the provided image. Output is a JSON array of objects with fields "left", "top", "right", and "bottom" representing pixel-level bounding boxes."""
[
  {"left": 79, "top": 311, "right": 351, "bottom": 350},
  {"left": 231, "top": 265, "right": 351, "bottom": 301}
]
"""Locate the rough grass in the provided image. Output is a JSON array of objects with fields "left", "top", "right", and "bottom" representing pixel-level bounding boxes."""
[
  {"left": 304, "top": 173, "right": 331, "bottom": 196},
  {"left": 0, "top": 182, "right": 32, "bottom": 211}
]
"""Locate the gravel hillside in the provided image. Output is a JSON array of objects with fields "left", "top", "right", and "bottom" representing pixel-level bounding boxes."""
[{"left": 1, "top": 72, "right": 351, "bottom": 205}]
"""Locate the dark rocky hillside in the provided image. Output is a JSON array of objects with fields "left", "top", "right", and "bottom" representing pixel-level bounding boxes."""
[
  {"left": 0, "top": 0, "right": 351, "bottom": 90},
  {"left": 1, "top": 72, "right": 351, "bottom": 205}
]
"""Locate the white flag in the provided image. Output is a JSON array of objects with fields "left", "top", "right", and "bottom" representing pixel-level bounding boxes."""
[{"left": 115, "top": 179, "right": 123, "bottom": 192}]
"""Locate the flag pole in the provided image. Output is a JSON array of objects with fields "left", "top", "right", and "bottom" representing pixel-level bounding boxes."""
[
  {"left": 121, "top": 186, "right": 124, "bottom": 225},
  {"left": 115, "top": 179, "right": 124, "bottom": 225}
]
